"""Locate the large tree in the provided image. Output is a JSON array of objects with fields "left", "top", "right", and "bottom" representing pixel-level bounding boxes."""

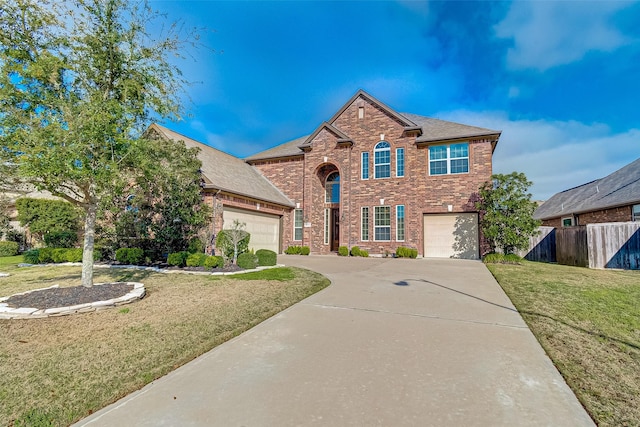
[
  {"left": 0, "top": 0, "right": 193, "bottom": 286},
  {"left": 476, "top": 172, "right": 541, "bottom": 255}
]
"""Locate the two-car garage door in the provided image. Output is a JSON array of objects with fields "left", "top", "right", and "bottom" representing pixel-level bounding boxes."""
[
  {"left": 423, "top": 213, "right": 479, "bottom": 259},
  {"left": 222, "top": 207, "right": 281, "bottom": 253}
]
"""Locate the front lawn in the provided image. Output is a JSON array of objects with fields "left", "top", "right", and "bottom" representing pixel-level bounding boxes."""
[
  {"left": 0, "top": 259, "right": 329, "bottom": 426},
  {"left": 487, "top": 261, "right": 640, "bottom": 427}
]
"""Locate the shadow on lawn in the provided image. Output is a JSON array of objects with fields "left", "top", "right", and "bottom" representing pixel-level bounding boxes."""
[{"left": 520, "top": 310, "right": 640, "bottom": 351}]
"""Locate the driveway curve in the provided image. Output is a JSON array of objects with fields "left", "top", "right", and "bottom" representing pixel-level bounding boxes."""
[{"left": 76, "top": 256, "right": 594, "bottom": 427}]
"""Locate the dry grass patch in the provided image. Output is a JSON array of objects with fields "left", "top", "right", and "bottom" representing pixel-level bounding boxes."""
[
  {"left": 0, "top": 263, "right": 329, "bottom": 426},
  {"left": 487, "top": 261, "right": 640, "bottom": 427}
]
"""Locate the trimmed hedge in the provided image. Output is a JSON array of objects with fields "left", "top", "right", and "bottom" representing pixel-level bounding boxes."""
[
  {"left": 65, "top": 248, "right": 83, "bottom": 262},
  {"left": 256, "top": 249, "right": 277, "bottom": 266},
  {"left": 115, "top": 248, "right": 144, "bottom": 265},
  {"left": 338, "top": 246, "right": 349, "bottom": 257},
  {"left": 284, "top": 245, "right": 310, "bottom": 255},
  {"left": 38, "top": 247, "right": 55, "bottom": 263},
  {"left": 396, "top": 247, "right": 418, "bottom": 259},
  {"left": 204, "top": 255, "right": 224, "bottom": 269},
  {"left": 43, "top": 231, "right": 77, "bottom": 248},
  {"left": 167, "top": 251, "right": 189, "bottom": 267},
  {"left": 0, "top": 241, "right": 19, "bottom": 257},
  {"left": 23, "top": 249, "right": 40, "bottom": 264},
  {"left": 300, "top": 246, "right": 310, "bottom": 255},
  {"left": 186, "top": 253, "right": 208, "bottom": 267},
  {"left": 237, "top": 252, "right": 258, "bottom": 269},
  {"left": 350, "top": 246, "right": 361, "bottom": 256}
]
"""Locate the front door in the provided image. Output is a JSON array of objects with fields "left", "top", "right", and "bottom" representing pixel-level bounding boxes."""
[{"left": 331, "top": 208, "right": 340, "bottom": 251}]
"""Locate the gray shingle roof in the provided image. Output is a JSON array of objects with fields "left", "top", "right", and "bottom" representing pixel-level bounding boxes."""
[
  {"left": 149, "top": 124, "right": 294, "bottom": 208},
  {"left": 245, "top": 90, "right": 501, "bottom": 162},
  {"left": 534, "top": 157, "right": 640, "bottom": 220}
]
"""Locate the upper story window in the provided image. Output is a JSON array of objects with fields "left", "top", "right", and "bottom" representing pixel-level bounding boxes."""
[
  {"left": 429, "top": 143, "right": 469, "bottom": 175},
  {"left": 361, "top": 152, "right": 369, "bottom": 180},
  {"left": 396, "top": 148, "right": 405, "bottom": 177},
  {"left": 325, "top": 172, "right": 340, "bottom": 203},
  {"left": 633, "top": 204, "right": 640, "bottom": 221},
  {"left": 374, "top": 141, "right": 391, "bottom": 179}
]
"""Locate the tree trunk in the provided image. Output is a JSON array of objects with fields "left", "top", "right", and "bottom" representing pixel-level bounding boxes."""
[{"left": 81, "top": 202, "right": 97, "bottom": 288}]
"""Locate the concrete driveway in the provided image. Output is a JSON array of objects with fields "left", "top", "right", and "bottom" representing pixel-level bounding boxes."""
[{"left": 76, "top": 256, "right": 594, "bottom": 426}]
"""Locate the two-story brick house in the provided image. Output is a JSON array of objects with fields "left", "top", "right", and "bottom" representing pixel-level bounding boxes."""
[{"left": 246, "top": 90, "right": 501, "bottom": 259}]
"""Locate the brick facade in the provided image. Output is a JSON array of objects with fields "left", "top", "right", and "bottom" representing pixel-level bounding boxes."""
[
  {"left": 541, "top": 205, "right": 635, "bottom": 227},
  {"left": 252, "top": 94, "right": 495, "bottom": 256}
]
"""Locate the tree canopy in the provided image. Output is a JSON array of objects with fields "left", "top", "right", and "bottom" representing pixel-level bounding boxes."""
[
  {"left": 476, "top": 172, "right": 541, "bottom": 255},
  {"left": 0, "top": 0, "right": 196, "bottom": 286}
]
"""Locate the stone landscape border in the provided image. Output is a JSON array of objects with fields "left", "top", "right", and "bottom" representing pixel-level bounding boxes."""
[{"left": 0, "top": 282, "right": 145, "bottom": 320}]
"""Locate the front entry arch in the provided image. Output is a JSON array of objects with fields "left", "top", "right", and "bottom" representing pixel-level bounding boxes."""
[{"left": 318, "top": 164, "right": 340, "bottom": 252}]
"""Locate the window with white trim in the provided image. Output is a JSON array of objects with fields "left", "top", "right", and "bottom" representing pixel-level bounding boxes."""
[
  {"left": 361, "top": 152, "right": 369, "bottom": 179},
  {"left": 429, "top": 143, "right": 469, "bottom": 175},
  {"left": 633, "top": 204, "right": 640, "bottom": 221},
  {"left": 324, "top": 208, "right": 330, "bottom": 245},
  {"left": 361, "top": 207, "right": 369, "bottom": 241},
  {"left": 325, "top": 172, "right": 340, "bottom": 203},
  {"left": 374, "top": 141, "right": 391, "bottom": 178},
  {"left": 374, "top": 206, "right": 391, "bottom": 241},
  {"left": 396, "top": 205, "right": 405, "bottom": 241},
  {"left": 294, "top": 209, "right": 303, "bottom": 240},
  {"left": 561, "top": 217, "right": 574, "bottom": 227},
  {"left": 396, "top": 148, "right": 404, "bottom": 177}
]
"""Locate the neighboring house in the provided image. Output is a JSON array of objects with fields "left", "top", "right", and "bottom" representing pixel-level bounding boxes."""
[
  {"left": 147, "top": 124, "right": 295, "bottom": 253},
  {"left": 534, "top": 157, "right": 640, "bottom": 227},
  {"left": 153, "top": 90, "right": 501, "bottom": 258}
]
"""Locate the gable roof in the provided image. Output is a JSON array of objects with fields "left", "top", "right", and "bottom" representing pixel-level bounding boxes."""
[
  {"left": 147, "top": 124, "right": 294, "bottom": 208},
  {"left": 246, "top": 89, "right": 501, "bottom": 162},
  {"left": 534, "top": 157, "right": 640, "bottom": 220}
]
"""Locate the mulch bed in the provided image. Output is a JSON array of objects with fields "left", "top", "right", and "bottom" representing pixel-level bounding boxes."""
[{"left": 5, "top": 283, "right": 134, "bottom": 310}]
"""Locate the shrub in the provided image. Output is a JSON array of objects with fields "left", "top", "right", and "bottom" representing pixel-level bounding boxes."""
[
  {"left": 285, "top": 245, "right": 301, "bottom": 255},
  {"left": 5, "top": 230, "right": 26, "bottom": 247},
  {"left": 483, "top": 253, "right": 522, "bottom": 264},
  {"left": 350, "top": 246, "right": 361, "bottom": 257},
  {"left": 0, "top": 241, "right": 19, "bottom": 257},
  {"left": 65, "top": 248, "right": 83, "bottom": 263},
  {"left": 23, "top": 249, "right": 40, "bottom": 264},
  {"left": 44, "top": 231, "right": 77, "bottom": 248},
  {"left": 300, "top": 246, "right": 310, "bottom": 255},
  {"left": 361, "top": 250, "right": 369, "bottom": 257},
  {"left": 237, "top": 252, "right": 258, "bottom": 269},
  {"left": 216, "top": 228, "right": 250, "bottom": 261},
  {"left": 338, "top": 246, "right": 349, "bottom": 257},
  {"left": 93, "top": 248, "right": 103, "bottom": 262},
  {"left": 187, "top": 238, "right": 204, "bottom": 254},
  {"left": 115, "top": 248, "right": 145, "bottom": 265},
  {"left": 256, "top": 249, "right": 277, "bottom": 266},
  {"left": 186, "top": 252, "right": 207, "bottom": 267},
  {"left": 204, "top": 255, "right": 224, "bottom": 269},
  {"left": 51, "top": 248, "right": 68, "bottom": 263},
  {"left": 396, "top": 247, "right": 418, "bottom": 259},
  {"left": 38, "top": 247, "right": 55, "bottom": 263},
  {"left": 167, "top": 251, "right": 189, "bottom": 267}
]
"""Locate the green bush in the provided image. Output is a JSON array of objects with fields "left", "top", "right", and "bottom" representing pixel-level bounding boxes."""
[
  {"left": 0, "top": 241, "right": 19, "bottom": 257},
  {"left": 285, "top": 245, "right": 301, "bottom": 255},
  {"left": 350, "top": 246, "right": 361, "bottom": 257},
  {"left": 361, "top": 250, "right": 369, "bottom": 257},
  {"left": 237, "top": 252, "right": 258, "bottom": 269},
  {"left": 51, "top": 248, "right": 68, "bottom": 263},
  {"left": 187, "top": 238, "right": 204, "bottom": 254},
  {"left": 186, "top": 252, "right": 208, "bottom": 267},
  {"left": 38, "top": 247, "right": 55, "bottom": 263},
  {"left": 115, "top": 248, "right": 144, "bottom": 265},
  {"left": 93, "top": 248, "right": 103, "bottom": 262},
  {"left": 300, "top": 246, "right": 310, "bottom": 255},
  {"left": 23, "top": 249, "right": 40, "bottom": 264},
  {"left": 65, "top": 248, "right": 83, "bottom": 262},
  {"left": 256, "top": 249, "right": 277, "bottom": 266},
  {"left": 43, "top": 231, "right": 77, "bottom": 248},
  {"left": 204, "top": 255, "right": 224, "bottom": 269},
  {"left": 396, "top": 247, "right": 418, "bottom": 259},
  {"left": 167, "top": 251, "right": 189, "bottom": 267},
  {"left": 338, "top": 246, "right": 349, "bottom": 257}
]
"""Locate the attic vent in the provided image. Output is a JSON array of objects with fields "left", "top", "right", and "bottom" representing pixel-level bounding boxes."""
[{"left": 358, "top": 106, "right": 364, "bottom": 119}]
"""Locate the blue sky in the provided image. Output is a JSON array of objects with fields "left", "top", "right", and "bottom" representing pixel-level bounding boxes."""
[{"left": 152, "top": 0, "right": 640, "bottom": 200}]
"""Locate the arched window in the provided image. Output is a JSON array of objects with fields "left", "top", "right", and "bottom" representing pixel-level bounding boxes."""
[
  {"left": 374, "top": 141, "right": 391, "bottom": 178},
  {"left": 325, "top": 172, "right": 340, "bottom": 203}
]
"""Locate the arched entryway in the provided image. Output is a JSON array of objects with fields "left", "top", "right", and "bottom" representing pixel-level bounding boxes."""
[{"left": 318, "top": 164, "right": 340, "bottom": 251}]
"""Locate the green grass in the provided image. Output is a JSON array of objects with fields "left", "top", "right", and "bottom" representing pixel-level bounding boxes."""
[
  {"left": 0, "top": 255, "right": 22, "bottom": 267},
  {"left": 0, "top": 265, "right": 329, "bottom": 426},
  {"left": 487, "top": 261, "right": 640, "bottom": 427}
]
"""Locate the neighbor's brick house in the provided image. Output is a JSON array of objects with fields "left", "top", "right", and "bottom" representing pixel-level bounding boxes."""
[
  {"left": 153, "top": 90, "right": 501, "bottom": 258},
  {"left": 534, "top": 157, "right": 640, "bottom": 228}
]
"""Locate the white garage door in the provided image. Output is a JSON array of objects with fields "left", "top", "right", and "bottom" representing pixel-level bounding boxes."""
[
  {"left": 222, "top": 207, "right": 281, "bottom": 253},
  {"left": 423, "top": 213, "right": 479, "bottom": 259}
]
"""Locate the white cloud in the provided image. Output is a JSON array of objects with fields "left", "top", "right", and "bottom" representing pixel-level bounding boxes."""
[
  {"left": 439, "top": 110, "right": 640, "bottom": 200},
  {"left": 495, "top": 1, "right": 632, "bottom": 71}
]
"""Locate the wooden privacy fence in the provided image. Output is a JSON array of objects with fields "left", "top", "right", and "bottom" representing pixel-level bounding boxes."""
[{"left": 523, "top": 222, "right": 640, "bottom": 270}]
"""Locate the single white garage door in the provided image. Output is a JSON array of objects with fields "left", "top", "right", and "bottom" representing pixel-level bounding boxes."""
[
  {"left": 423, "top": 213, "right": 479, "bottom": 259},
  {"left": 222, "top": 207, "right": 281, "bottom": 253}
]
